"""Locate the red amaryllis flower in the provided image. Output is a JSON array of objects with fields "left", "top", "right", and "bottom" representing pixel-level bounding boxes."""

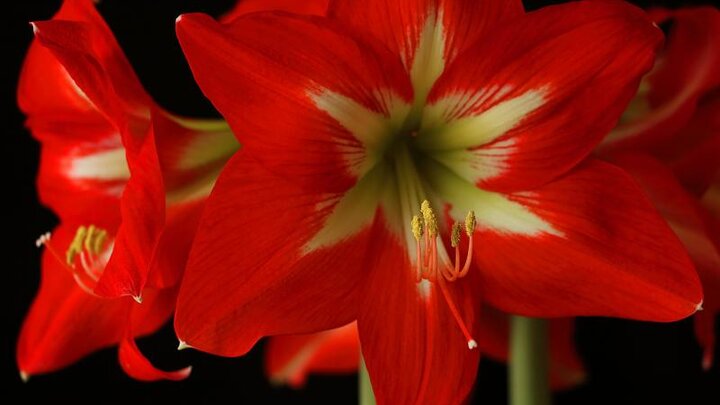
[
  {"left": 174, "top": 0, "right": 701, "bottom": 402},
  {"left": 228, "top": 1, "right": 587, "bottom": 390},
  {"left": 17, "top": 0, "right": 236, "bottom": 380},
  {"left": 596, "top": 6, "right": 720, "bottom": 370}
]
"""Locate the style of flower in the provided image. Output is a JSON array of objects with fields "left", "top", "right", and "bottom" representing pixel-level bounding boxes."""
[
  {"left": 17, "top": 0, "right": 237, "bottom": 380},
  {"left": 173, "top": 0, "right": 702, "bottom": 402}
]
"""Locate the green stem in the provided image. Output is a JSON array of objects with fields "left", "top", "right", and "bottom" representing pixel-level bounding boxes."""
[
  {"left": 359, "top": 356, "right": 376, "bottom": 405},
  {"left": 509, "top": 316, "right": 551, "bottom": 405}
]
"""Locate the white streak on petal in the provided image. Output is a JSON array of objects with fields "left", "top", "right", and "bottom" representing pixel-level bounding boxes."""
[
  {"left": 410, "top": 7, "right": 447, "bottom": 105},
  {"left": 420, "top": 88, "right": 547, "bottom": 151},
  {"left": 309, "top": 88, "right": 409, "bottom": 176},
  {"left": 69, "top": 147, "right": 131, "bottom": 181},
  {"left": 303, "top": 164, "right": 389, "bottom": 254},
  {"left": 431, "top": 138, "right": 516, "bottom": 183},
  {"left": 422, "top": 158, "right": 561, "bottom": 237}
]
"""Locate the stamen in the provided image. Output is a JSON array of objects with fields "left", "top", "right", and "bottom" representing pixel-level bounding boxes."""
[
  {"left": 35, "top": 232, "right": 51, "bottom": 248},
  {"left": 66, "top": 226, "right": 88, "bottom": 266},
  {"left": 36, "top": 231, "right": 69, "bottom": 270},
  {"left": 450, "top": 222, "right": 461, "bottom": 248},
  {"left": 412, "top": 215, "right": 424, "bottom": 282},
  {"left": 429, "top": 238, "right": 438, "bottom": 281},
  {"left": 420, "top": 200, "right": 438, "bottom": 237},
  {"left": 415, "top": 238, "right": 423, "bottom": 282},
  {"left": 457, "top": 211, "right": 475, "bottom": 278},
  {"left": 438, "top": 280, "right": 477, "bottom": 350},
  {"left": 411, "top": 215, "right": 424, "bottom": 240},
  {"left": 465, "top": 210, "right": 476, "bottom": 237},
  {"left": 37, "top": 226, "right": 112, "bottom": 297},
  {"left": 409, "top": 201, "right": 478, "bottom": 350}
]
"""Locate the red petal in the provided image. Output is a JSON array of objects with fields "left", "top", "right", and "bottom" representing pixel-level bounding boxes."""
[
  {"left": 145, "top": 113, "right": 238, "bottom": 288},
  {"left": 174, "top": 153, "right": 374, "bottom": 356},
  {"left": 603, "top": 7, "right": 720, "bottom": 151},
  {"left": 328, "top": 0, "right": 523, "bottom": 76},
  {"left": 25, "top": 2, "right": 167, "bottom": 299},
  {"left": 424, "top": 0, "right": 661, "bottom": 192},
  {"left": 28, "top": 2, "right": 151, "bottom": 130},
  {"left": 610, "top": 153, "right": 720, "bottom": 306},
  {"left": 703, "top": 178, "right": 720, "bottom": 220},
  {"left": 118, "top": 336, "right": 191, "bottom": 382},
  {"left": 18, "top": 0, "right": 148, "bottom": 119},
  {"left": 672, "top": 134, "right": 720, "bottom": 198},
  {"left": 668, "top": 94, "right": 720, "bottom": 196},
  {"left": 610, "top": 154, "right": 720, "bottom": 368},
  {"left": 477, "top": 307, "right": 585, "bottom": 390},
  {"left": 265, "top": 322, "right": 359, "bottom": 387},
  {"left": 221, "top": 0, "right": 329, "bottom": 22},
  {"left": 18, "top": 1, "right": 132, "bottom": 218},
  {"left": 18, "top": 35, "right": 96, "bottom": 119},
  {"left": 176, "top": 12, "right": 412, "bottom": 190},
  {"left": 33, "top": 124, "right": 127, "bottom": 222},
  {"left": 17, "top": 224, "right": 175, "bottom": 377},
  {"left": 145, "top": 201, "right": 204, "bottom": 289},
  {"left": 95, "top": 121, "right": 165, "bottom": 299},
  {"left": 473, "top": 160, "right": 702, "bottom": 321},
  {"left": 358, "top": 222, "right": 480, "bottom": 404}
]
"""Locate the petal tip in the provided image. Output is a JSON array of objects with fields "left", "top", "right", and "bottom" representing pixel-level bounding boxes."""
[
  {"left": 19, "top": 370, "right": 29, "bottom": 383},
  {"left": 702, "top": 356, "right": 712, "bottom": 371},
  {"left": 175, "top": 13, "right": 209, "bottom": 30},
  {"left": 695, "top": 300, "right": 704, "bottom": 313},
  {"left": 177, "top": 340, "right": 192, "bottom": 351},
  {"left": 177, "top": 365, "right": 193, "bottom": 379}
]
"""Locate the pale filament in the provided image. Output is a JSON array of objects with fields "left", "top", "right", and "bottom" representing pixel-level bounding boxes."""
[{"left": 411, "top": 200, "right": 478, "bottom": 350}]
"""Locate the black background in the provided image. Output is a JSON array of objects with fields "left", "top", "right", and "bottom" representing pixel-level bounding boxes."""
[{"left": 2, "top": 1, "right": 719, "bottom": 403}]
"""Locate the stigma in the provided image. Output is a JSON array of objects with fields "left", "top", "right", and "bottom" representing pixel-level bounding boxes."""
[
  {"left": 411, "top": 200, "right": 477, "bottom": 350},
  {"left": 35, "top": 225, "right": 113, "bottom": 297}
]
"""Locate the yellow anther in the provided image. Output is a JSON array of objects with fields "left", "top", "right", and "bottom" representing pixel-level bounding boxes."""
[
  {"left": 92, "top": 229, "right": 108, "bottom": 255},
  {"left": 451, "top": 222, "right": 462, "bottom": 248},
  {"left": 65, "top": 225, "right": 109, "bottom": 265},
  {"left": 411, "top": 215, "right": 424, "bottom": 241},
  {"left": 84, "top": 225, "right": 97, "bottom": 252},
  {"left": 464, "top": 210, "right": 476, "bottom": 237},
  {"left": 66, "top": 226, "right": 88, "bottom": 266},
  {"left": 420, "top": 199, "right": 438, "bottom": 236},
  {"left": 84, "top": 225, "right": 108, "bottom": 255},
  {"left": 420, "top": 200, "right": 431, "bottom": 215}
]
